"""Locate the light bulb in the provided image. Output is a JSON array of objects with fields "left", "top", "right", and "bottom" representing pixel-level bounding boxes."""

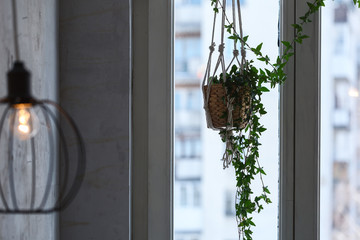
[{"left": 11, "top": 104, "right": 40, "bottom": 140}]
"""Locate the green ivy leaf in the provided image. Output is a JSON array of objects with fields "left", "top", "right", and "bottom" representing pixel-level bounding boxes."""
[
  {"left": 281, "top": 41, "right": 292, "bottom": 49},
  {"left": 257, "top": 57, "right": 267, "bottom": 62},
  {"left": 259, "top": 109, "right": 267, "bottom": 115},
  {"left": 299, "top": 34, "right": 310, "bottom": 40},
  {"left": 258, "top": 127, "right": 267, "bottom": 133},
  {"left": 259, "top": 86, "right": 270, "bottom": 92},
  {"left": 263, "top": 186, "right": 270, "bottom": 194},
  {"left": 256, "top": 43, "right": 263, "bottom": 52},
  {"left": 295, "top": 38, "right": 303, "bottom": 44},
  {"left": 291, "top": 23, "right": 302, "bottom": 32},
  {"left": 307, "top": 2, "right": 315, "bottom": 9}
]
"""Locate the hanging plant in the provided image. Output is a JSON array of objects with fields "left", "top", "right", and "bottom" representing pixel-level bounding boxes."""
[{"left": 202, "top": 0, "right": 360, "bottom": 239}]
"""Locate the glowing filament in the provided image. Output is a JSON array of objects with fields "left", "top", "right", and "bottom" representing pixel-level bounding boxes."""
[
  {"left": 17, "top": 109, "right": 32, "bottom": 136},
  {"left": 10, "top": 105, "right": 39, "bottom": 140},
  {"left": 18, "top": 124, "right": 30, "bottom": 133},
  {"left": 18, "top": 109, "right": 30, "bottom": 124}
]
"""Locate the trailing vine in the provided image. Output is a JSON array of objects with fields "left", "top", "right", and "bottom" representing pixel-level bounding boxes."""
[{"left": 206, "top": 0, "right": 360, "bottom": 239}]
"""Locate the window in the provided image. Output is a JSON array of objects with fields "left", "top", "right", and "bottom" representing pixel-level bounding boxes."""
[
  {"left": 175, "top": 181, "right": 202, "bottom": 207},
  {"left": 193, "top": 183, "right": 201, "bottom": 207},
  {"left": 334, "top": 3, "right": 348, "bottom": 23},
  {"left": 225, "top": 190, "right": 235, "bottom": 216},
  {"left": 132, "top": 0, "right": 321, "bottom": 239},
  {"left": 334, "top": 78, "right": 350, "bottom": 110},
  {"left": 175, "top": 37, "right": 201, "bottom": 76},
  {"left": 175, "top": 132, "right": 201, "bottom": 159},
  {"left": 174, "top": 0, "right": 280, "bottom": 239},
  {"left": 180, "top": 184, "right": 188, "bottom": 206}
]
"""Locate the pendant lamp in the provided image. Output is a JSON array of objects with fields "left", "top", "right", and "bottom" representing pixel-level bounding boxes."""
[{"left": 0, "top": 0, "right": 86, "bottom": 213}]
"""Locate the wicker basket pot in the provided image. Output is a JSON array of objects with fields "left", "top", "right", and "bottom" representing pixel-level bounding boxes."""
[{"left": 203, "top": 83, "right": 251, "bottom": 129}]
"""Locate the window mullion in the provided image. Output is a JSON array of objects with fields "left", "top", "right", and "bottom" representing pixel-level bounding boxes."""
[
  {"left": 280, "top": 0, "right": 321, "bottom": 239},
  {"left": 132, "top": 0, "right": 174, "bottom": 239}
]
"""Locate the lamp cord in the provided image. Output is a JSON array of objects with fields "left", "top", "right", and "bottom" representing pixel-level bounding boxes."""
[{"left": 11, "top": 0, "right": 20, "bottom": 61}]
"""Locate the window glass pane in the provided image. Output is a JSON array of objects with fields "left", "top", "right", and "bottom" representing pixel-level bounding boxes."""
[
  {"left": 174, "top": 0, "right": 279, "bottom": 239},
  {"left": 321, "top": 1, "right": 360, "bottom": 239}
]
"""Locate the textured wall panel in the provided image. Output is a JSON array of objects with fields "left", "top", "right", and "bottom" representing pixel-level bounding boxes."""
[{"left": 59, "top": 0, "right": 130, "bottom": 239}]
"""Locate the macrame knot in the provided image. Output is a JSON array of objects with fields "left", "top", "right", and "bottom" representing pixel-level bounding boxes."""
[
  {"left": 227, "top": 101, "right": 234, "bottom": 112},
  {"left": 221, "top": 129, "right": 234, "bottom": 169},
  {"left": 233, "top": 49, "right": 239, "bottom": 57},
  {"left": 209, "top": 43, "right": 216, "bottom": 52},
  {"left": 241, "top": 49, "right": 246, "bottom": 58},
  {"left": 218, "top": 43, "right": 225, "bottom": 53}
]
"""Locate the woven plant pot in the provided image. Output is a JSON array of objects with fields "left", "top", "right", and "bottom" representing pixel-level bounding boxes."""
[{"left": 203, "top": 83, "right": 251, "bottom": 129}]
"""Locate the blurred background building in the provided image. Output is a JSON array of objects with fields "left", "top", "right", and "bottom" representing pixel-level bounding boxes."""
[{"left": 321, "top": 1, "right": 360, "bottom": 239}]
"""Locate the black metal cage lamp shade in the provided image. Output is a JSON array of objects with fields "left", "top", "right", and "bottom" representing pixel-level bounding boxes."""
[{"left": 0, "top": 61, "right": 86, "bottom": 213}]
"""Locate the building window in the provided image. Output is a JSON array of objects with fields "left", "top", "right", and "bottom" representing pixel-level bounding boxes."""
[
  {"left": 193, "top": 183, "right": 201, "bottom": 207},
  {"left": 180, "top": 184, "right": 188, "bottom": 206},
  {"left": 225, "top": 190, "right": 235, "bottom": 216},
  {"left": 334, "top": 3, "right": 348, "bottom": 23},
  {"left": 334, "top": 33, "right": 345, "bottom": 55},
  {"left": 332, "top": 162, "right": 349, "bottom": 232},
  {"left": 334, "top": 78, "right": 350, "bottom": 110},
  {"left": 174, "top": 89, "right": 202, "bottom": 112},
  {"left": 175, "top": 37, "right": 201, "bottom": 76},
  {"left": 175, "top": 92, "right": 182, "bottom": 111},
  {"left": 176, "top": 182, "right": 202, "bottom": 207},
  {"left": 175, "top": 134, "right": 202, "bottom": 159},
  {"left": 186, "top": 91, "right": 201, "bottom": 111}
]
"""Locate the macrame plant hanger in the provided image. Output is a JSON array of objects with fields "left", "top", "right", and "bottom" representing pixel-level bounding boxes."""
[
  {"left": 202, "top": 1, "right": 248, "bottom": 238},
  {"left": 202, "top": 0, "right": 247, "bottom": 169}
]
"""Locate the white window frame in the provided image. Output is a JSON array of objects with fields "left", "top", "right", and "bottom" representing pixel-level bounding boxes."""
[
  {"left": 280, "top": 0, "right": 320, "bottom": 239},
  {"left": 131, "top": 0, "right": 174, "bottom": 239},
  {"left": 131, "top": 0, "right": 320, "bottom": 240}
]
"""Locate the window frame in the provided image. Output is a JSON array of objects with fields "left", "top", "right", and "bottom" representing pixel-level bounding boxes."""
[
  {"left": 131, "top": 0, "right": 174, "bottom": 239},
  {"left": 131, "top": 0, "right": 321, "bottom": 239},
  {"left": 280, "top": 0, "right": 320, "bottom": 239}
]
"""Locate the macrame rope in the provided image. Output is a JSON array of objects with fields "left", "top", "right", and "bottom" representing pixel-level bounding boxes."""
[
  {"left": 201, "top": 0, "right": 248, "bottom": 236},
  {"left": 232, "top": 0, "right": 236, "bottom": 49},
  {"left": 202, "top": 0, "right": 219, "bottom": 129},
  {"left": 11, "top": 0, "right": 20, "bottom": 60},
  {"left": 237, "top": 0, "right": 246, "bottom": 69},
  {"left": 231, "top": 0, "right": 242, "bottom": 67},
  {"left": 202, "top": 0, "right": 247, "bottom": 167},
  {"left": 204, "top": 0, "right": 219, "bottom": 86},
  {"left": 202, "top": 43, "right": 216, "bottom": 129},
  {"left": 215, "top": 0, "right": 227, "bottom": 84}
]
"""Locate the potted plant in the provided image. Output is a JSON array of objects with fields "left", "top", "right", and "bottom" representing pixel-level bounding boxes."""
[{"left": 203, "top": 58, "right": 273, "bottom": 239}]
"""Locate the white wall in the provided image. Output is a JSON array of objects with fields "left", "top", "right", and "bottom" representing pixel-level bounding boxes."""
[
  {"left": 0, "top": 0, "right": 57, "bottom": 239},
  {"left": 0, "top": 0, "right": 131, "bottom": 239}
]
